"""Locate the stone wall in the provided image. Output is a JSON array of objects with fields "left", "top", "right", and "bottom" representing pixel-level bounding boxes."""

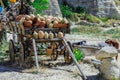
[
  {"left": 44, "top": 0, "right": 62, "bottom": 17},
  {"left": 60, "top": 0, "right": 120, "bottom": 18},
  {"left": 95, "top": 0, "right": 120, "bottom": 17}
]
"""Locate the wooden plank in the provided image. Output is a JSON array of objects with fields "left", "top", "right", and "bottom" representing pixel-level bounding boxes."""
[
  {"left": 35, "top": 38, "right": 62, "bottom": 42},
  {"left": 24, "top": 27, "right": 70, "bottom": 34},
  {"left": 62, "top": 38, "right": 87, "bottom": 80},
  {"left": 32, "top": 38, "right": 40, "bottom": 73},
  {"left": 73, "top": 45, "right": 101, "bottom": 50}
]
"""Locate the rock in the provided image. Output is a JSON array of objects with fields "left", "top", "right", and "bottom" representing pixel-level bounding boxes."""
[
  {"left": 59, "top": 0, "right": 120, "bottom": 18},
  {"left": 77, "top": 20, "right": 99, "bottom": 26},
  {"left": 95, "top": 46, "right": 118, "bottom": 60},
  {"left": 113, "top": 23, "right": 118, "bottom": 27},
  {"left": 99, "top": 58, "right": 120, "bottom": 80},
  {"left": 44, "top": 0, "right": 62, "bottom": 17}
]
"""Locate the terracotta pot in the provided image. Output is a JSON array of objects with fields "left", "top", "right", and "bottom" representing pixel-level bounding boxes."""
[
  {"left": 46, "top": 48, "right": 53, "bottom": 56},
  {"left": 15, "top": 15, "right": 25, "bottom": 21},
  {"left": 38, "top": 21, "right": 46, "bottom": 28},
  {"left": 38, "top": 31, "right": 44, "bottom": 39},
  {"left": 33, "top": 17, "right": 41, "bottom": 27},
  {"left": 23, "top": 20, "right": 32, "bottom": 28},
  {"left": 53, "top": 23, "right": 68, "bottom": 28},
  {"left": 64, "top": 56, "right": 72, "bottom": 64},
  {"left": 26, "top": 34, "right": 32, "bottom": 38}
]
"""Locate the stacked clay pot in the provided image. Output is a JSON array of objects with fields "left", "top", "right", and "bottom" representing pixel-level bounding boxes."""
[
  {"left": 16, "top": 14, "right": 69, "bottom": 29},
  {"left": 33, "top": 31, "right": 64, "bottom": 39}
]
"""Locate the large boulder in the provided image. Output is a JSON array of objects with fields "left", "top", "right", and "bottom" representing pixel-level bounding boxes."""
[
  {"left": 99, "top": 58, "right": 120, "bottom": 80},
  {"left": 95, "top": 46, "right": 118, "bottom": 60},
  {"left": 60, "top": 0, "right": 120, "bottom": 18},
  {"left": 44, "top": 0, "right": 62, "bottom": 17}
]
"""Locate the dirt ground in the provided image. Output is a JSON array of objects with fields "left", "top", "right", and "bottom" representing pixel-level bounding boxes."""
[
  {"left": 0, "top": 38, "right": 120, "bottom": 80},
  {"left": 0, "top": 56, "right": 100, "bottom": 80},
  {"left": 0, "top": 53, "right": 120, "bottom": 80}
]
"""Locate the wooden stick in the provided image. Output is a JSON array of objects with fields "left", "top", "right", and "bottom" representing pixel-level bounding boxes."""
[
  {"left": 62, "top": 38, "right": 87, "bottom": 80},
  {"left": 32, "top": 38, "right": 40, "bottom": 73}
]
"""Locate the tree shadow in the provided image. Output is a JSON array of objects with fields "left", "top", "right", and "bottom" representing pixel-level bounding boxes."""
[{"left": 0, "top": 61, "right": 22, "bottom": 72}]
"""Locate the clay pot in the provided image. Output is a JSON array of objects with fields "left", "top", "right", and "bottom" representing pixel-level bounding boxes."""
[
  {"left": 30, "top": 14, "right": 35, "bottom": 20},
  {"left": 44, "top": 32, "right": 49, "bottom": 39},
  {"left": 15, "top": 15, "right": 25, "bottom": 21},
  {"left": 53, "top": 23, "right": 68, "bottom": 28},
  {"left": 58, "top": 32, "right": 64, "bottom": 38},
  {"left": 33, "top": 31, "right": 38, "bottom": 39},
  {"left": 46, "top": 48, "right": 53, "bottom": 56},
  {"left": 49, "top": 32, "right": 54, "bottom": 39},
  {"left": 38, "top": 21, "right": 46, "bottom": 28},
  {"left": 23, "top": 20, "right": 32, "bottom": 28},
  {"left": 33, "top": 17, "right": 41, "bottom": 27},
  {"left": 26, "top": 34, "right": 32, "bottom": 38},
  {"left": 38, "top": 30, "right": 44, "bottom": 39},
  {"left": 64, "top": 56, "right": 72, "bottom": 64}
]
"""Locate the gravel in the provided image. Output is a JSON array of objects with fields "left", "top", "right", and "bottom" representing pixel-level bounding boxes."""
[{"left": 0, "top": 61, "right": 100, "bottom": 80}]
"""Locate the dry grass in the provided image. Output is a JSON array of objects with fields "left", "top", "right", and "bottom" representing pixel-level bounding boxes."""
[{"left": 105, "top": 19, "right": 119, "bottom": 26}]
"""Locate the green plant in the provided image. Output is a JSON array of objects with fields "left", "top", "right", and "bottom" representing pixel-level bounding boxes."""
[
  {"left": 111, "top": 15, "right": 120, "bottom": 20},
  {"left": 100, "top": 17, "right": 109, "bottom": 22},
  {"left": 73, "top": 48, "right": 83, "bottom": 61},
  {"left": 103, "top": 28, "right": 120, "bottom": 34},
  {"left": 37, "top": 43, "right": 47, "bottom": 54},
  {"left": 75, "top": 6, "right": 86, "bottom": 14},
  {"left": 85, "top": 14, "right": 102, "bottom": 23},
  {"left": 2, "top": 0, "right": 8, "bottom": 7},
  {"left": 60, "top": 5, "right": 72, "bottom": 18},
  {"left": 30, "top": 0, "right": 49, "bottom": 14},
  {"left": 0, "top": 40, "right": 8, "bottom": 62},
  {"left": 70, "top": 13, "right": 79, "bottom": 21},
  {"left": 71, "top": 25, "right": 102, "bottom": 34}
]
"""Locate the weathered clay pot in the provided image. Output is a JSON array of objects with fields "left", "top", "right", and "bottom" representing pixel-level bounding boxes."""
[
  {"left": 15, "top": 15, "right": 25, "bottom": 21},
  {"left": 46, "top": 48, "right": 53, "bottom": 56},
  {"left": 23, "top": 20, "right": 32, "bottom": 28},
  {"left": 38, "top": 21, "right": 46, "bottom": 28},
  {"left": 58, "top": 32, "right": 64, "bottom": 38},
  {"left": 53, "top": 23, "right": 68, "bottom": 28},
  {"left": 33, "top": 17, "right": 41, "bottom": 27},
  {"left": 38, "top": 30, "right": 44, "bottom": 39}
]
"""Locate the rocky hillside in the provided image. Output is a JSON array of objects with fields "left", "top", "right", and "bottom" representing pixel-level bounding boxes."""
[
  {"left": 44, "top": 0, "right": 62, "bottom": 17},
  {"left": 58, "top": 0, "right": 120, "bottom": 18}
]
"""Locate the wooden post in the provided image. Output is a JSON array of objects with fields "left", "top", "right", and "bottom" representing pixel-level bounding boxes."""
[
  {"left": 32, "top": 38, "right": 40, "bottom": 73},
  {"left": 62, "top": 38, "right": 87, "bottom": 80},
  {"left": 0, "top": 0, "right": 4, "bottom": 8}
]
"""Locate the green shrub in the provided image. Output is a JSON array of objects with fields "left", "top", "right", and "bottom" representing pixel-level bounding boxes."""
[
  {"left": 60, "top": 5, "right": 72, "bottom": 18},
  {"left": 70, "top": 13, "right": 79, "bottom": 21},
  {"left": 100, "top": 17, "right": 109, "bottom": 22},
  {"left": 103, "top": 28, "right": 120, "bottom": 34},
  {"left": 75, "top": 6, "right": 86, "bottom": 14},
  {"left": 111, "top": 15, "right": 120, "bottom": 20},
  {"left": 30, "top": 0, "right": 49, "bottom": 14},
  {"left": 71, "top": 25, "right": 102, "bottom": 34},
  {"left": 73, "top": 48, "right": 83, "bottom": 61},
  {"left": 85, "top": 14, "right": 102, "bottom": 23},
  {"left": 2, "top": 0, "right": 8, "bottom": 7},
  {"left": 0, "top": 41, "right": 8, "bottom": 62}
]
